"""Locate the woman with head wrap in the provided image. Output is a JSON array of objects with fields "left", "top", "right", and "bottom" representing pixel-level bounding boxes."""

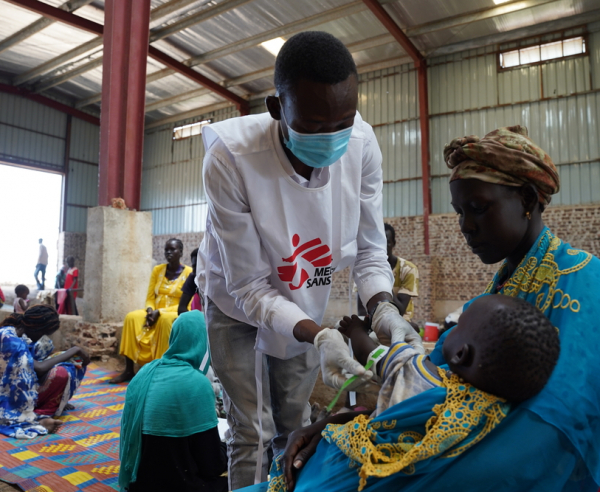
[
  {"left": 0, "top": 305, "right": 89, "bottom": 438},
  {"left": 263, "top": 126, "right": 600, "bottom": 492},
  {"left": 119, "top": 310, "right": 227, "bottom": 492}
]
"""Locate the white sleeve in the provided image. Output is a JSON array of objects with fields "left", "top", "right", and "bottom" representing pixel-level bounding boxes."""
[
  {"left": 203, "top": 141, "right": 312, "bottom": 336},
  {"left": 353, "top": 124, "right": 394, "bottom": 306}
]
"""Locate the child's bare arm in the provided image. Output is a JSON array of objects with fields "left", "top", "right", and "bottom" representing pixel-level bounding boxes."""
[{"left": 338, "top": 315, "right": 380, "bottom": 366}]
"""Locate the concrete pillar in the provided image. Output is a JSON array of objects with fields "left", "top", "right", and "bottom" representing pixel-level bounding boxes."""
[{"left": 83, "top": 207, "right": 152, "bottom": 323}]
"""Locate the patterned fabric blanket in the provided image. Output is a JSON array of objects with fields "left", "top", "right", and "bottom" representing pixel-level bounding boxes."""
[{"left": 0, "top": 364, "right": 125, "bottom": 492}]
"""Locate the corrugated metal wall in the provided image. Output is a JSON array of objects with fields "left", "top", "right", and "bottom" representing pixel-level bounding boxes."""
[
  {"left": 65, "top": 118, "right": 100, "bottom": 232},
  {"left": 141, "top": 106, "right": 240, "bottom": 235},
  {"left": 429, "top": 26, "right": 600, "bottom": 214},
  {"left": 0, "top": 92, "right": 67, "bottom": 172},
  {"left": 358, "top": 64, "right": 422, "bottom": 217}
]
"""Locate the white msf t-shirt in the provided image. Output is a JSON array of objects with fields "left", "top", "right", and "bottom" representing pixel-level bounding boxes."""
[{"left": 197, "top": 111, "right": 393, "bottom": 358}]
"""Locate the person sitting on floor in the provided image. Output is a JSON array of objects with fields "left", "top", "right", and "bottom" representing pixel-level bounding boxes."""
[
  {"left": 119, "top": 310, "right": 228, "bottom": 492},
  {"left": 109, "top": 238, "right": 192, "bottom": 384},
  {"left": 259, "top": 294, "right": 559, "bottom": 492},
  {"left": 178, "top": 248, "right": 202, "bottom": 315},
  {"left": 13, "top": 284, "right": 29, "bottom": 313},
  {"left": 0, "top": 305, "right": 89, "bottom": 439}
]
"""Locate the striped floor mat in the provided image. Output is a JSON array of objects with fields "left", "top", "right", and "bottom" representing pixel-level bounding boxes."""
[{"left": 0, "top": 364, "right": 125, "bottom": 492}]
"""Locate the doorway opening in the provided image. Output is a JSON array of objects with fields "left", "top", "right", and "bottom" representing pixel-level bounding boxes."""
[{"left": 0, "top": 163, "right": 63, "bottom": 301}]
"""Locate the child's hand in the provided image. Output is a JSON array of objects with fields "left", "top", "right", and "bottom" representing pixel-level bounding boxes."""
[{"left": 338, "top": 315, "right": 369, "bottom": 338}]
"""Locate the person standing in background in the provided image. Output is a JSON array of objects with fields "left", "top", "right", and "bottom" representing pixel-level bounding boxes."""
[{"left": 34, "top": 239, "right": 48, "bottom": 291}]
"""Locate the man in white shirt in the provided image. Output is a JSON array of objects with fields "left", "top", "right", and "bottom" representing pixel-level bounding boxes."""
[
  {"left": 196, "top": 31, "right": 423, "bottom": 489},
  {"left": 34, "top": 238, "right": 48, "bottom": 290}
]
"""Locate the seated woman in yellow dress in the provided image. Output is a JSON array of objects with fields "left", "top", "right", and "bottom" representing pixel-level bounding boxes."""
[{"left": 109, "top": 238, "right": 192, "bottom": 384}]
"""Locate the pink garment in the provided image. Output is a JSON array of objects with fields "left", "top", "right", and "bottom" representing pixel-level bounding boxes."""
[
  {"left": 191, "top": 293, "right": 203, "bottom": 312},
  {"left": 56, "top": 290, "right": 69, "bottom": 314}
]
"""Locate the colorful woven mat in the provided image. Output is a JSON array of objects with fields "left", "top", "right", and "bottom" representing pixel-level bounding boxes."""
[{"left": 0, "top": 364, "right": 125, "bottom": 492}]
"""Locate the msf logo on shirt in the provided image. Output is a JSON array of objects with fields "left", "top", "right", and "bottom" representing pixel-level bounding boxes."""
[{"left": 277, "top": 234, "right": 333, "bottom": 291}]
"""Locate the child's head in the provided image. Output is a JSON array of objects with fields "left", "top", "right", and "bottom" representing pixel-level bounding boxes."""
[
  {"left": 66, "top": 256, "right": 75, "bottom": 268},
  {"left": 15, "top": 285, "right": 29, "bottom": 299},
  {"left": 442, "top": 294, "right": 559, "bottom": 403}
]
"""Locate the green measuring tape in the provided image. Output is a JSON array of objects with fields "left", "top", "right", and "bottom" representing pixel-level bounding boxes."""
[{"left": 325, "top": 347, "right": 386, "bottom": 413}]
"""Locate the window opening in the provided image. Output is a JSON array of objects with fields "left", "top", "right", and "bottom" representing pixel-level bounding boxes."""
[
  {"left": 173, "top": 119, "right": 211, "bottom": 140},
  {"left": 499, "top": 36, "right": 586, "bottom": 69}
]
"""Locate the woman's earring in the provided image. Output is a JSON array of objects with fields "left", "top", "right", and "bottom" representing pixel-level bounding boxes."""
[{"left": 525, "top": 211, "right": 531, "bottom": 220}]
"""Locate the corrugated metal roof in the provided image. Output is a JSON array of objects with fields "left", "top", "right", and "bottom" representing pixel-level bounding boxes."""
[{"left": 2, "top": 0, "right": 599, "bottom": 126}]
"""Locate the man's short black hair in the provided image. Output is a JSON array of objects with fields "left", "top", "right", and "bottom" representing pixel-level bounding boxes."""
[
  {"left": 274, "top": 31, "right": 357, "bottom": 94},
  {"left": 479, "top": 296, "right": 559, "bottom": 403},
  {"left": 384, "top": 223, "right": 395, "bottom": 243}
]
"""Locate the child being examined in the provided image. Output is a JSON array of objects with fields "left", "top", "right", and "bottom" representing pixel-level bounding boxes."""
[
  {"left": 260, "top": 294, "right": 560, "bottom": 492},
  {"left": 340, "top": 294, "right": 560, "bottom": 416}
]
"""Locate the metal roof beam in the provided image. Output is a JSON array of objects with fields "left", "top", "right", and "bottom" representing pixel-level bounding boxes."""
[
  {"left": 149, "top": 0, "right": 204, "bottom": 25},
  {"left": 429, "top": 7, "right": 600, "bottom": 56},
  {"left": 406, "top": 0, "right": 558, "bottom": 37},
  {"left": 148, "top": 0, "right": 255, "bottom": 43},
  {"left": 6, "top": 0, "right": 248, "bottom": 112},
  {"left": 145, "top": 101, "right": 233, "bottom": 130},
  {"left": 361, "top": 0, "right": 430, "bottom": 254},
  {"left": 147, "top": 46, "right": 249, "bottom": 112},
  {"left": 13, "top": 0, "right": 240, "bottom": 86},
  {"left": 76, "top": 2, "right": 369, "bottom": 109},
  {"left": 142, "top": 33, "right": 396, "bottom": 114},
  {"left": 146, "top": 55, "right": 412, "bottom": 127},
  {"left": 33, "top": 57, "right": 103, "bottom": 93},
  {"left": 0, "top": 0, "right": 94, "bottom": 55},
  {"left": 0, "top": 82, "right": 99, "bottom": 125},
  {"left": 4, "top": 0, "right": 103, "bottom": 35},
  {"left": 132, "top": 1, "right": 368, "bottom": 90},
  {"left": 47, "top": 0, "right": 367, "bottom": 93},
  {"left": 14, "top": 37, "right": 103, "bottom": 86},
  {"left": 186, "top": 2, "right": 366, "bottom": 67},
  {"left": 361, "top": 0, "right": 424, "bottom": 65}
]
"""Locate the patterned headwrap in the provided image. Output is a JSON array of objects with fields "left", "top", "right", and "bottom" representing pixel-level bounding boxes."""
[
  {"left": 0, "top": 305, "right": 60, "bottom": 334},
  {"left": 443, "top": 125, "right": 559, "bottom": 205}
]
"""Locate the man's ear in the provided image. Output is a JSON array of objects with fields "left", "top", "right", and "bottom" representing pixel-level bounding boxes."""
[
  {"left": 265, "top": 95, "right": 281, "bottom": 120},
  {"left": 449, "top": 343, "right": 474, "bottom": 367}
]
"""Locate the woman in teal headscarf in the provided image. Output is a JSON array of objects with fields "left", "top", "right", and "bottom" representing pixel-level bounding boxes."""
[
  {"left": 119, "top": 310, "right": 227, "bottom": 492},
  {"left": 241, "top": 126, "right": 600, "bottom": 492}
]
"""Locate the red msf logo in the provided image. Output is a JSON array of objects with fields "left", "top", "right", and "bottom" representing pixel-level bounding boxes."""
[{"left": 277, "top": 234, "right": 332, "bottom": 290}]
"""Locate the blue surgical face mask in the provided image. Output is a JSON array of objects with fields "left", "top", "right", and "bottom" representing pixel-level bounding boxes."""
[{"left": 279, "top": 103, "right": 353, "bottom": 168}]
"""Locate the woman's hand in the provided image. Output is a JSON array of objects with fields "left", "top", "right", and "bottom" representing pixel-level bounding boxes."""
[
  {"left": 282, "top": 425, "right": 323, "bottom": 491},
  {"left": 76, "top": 347, "right": 90, "bottom": 366},
  {"left": 145, "top": 308, "right": 160, "bottom": 327},
  {"left": 283, "top": 411, "right": 370, "bottom": 491}
]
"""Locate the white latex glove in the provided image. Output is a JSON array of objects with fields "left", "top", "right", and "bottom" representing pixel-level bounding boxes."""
[
  {"left": 314, "top": 328, "right": 380, "bottom": 393},
  {"left": 371, "top": 302, "right": 425, "bottom": 354}
]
